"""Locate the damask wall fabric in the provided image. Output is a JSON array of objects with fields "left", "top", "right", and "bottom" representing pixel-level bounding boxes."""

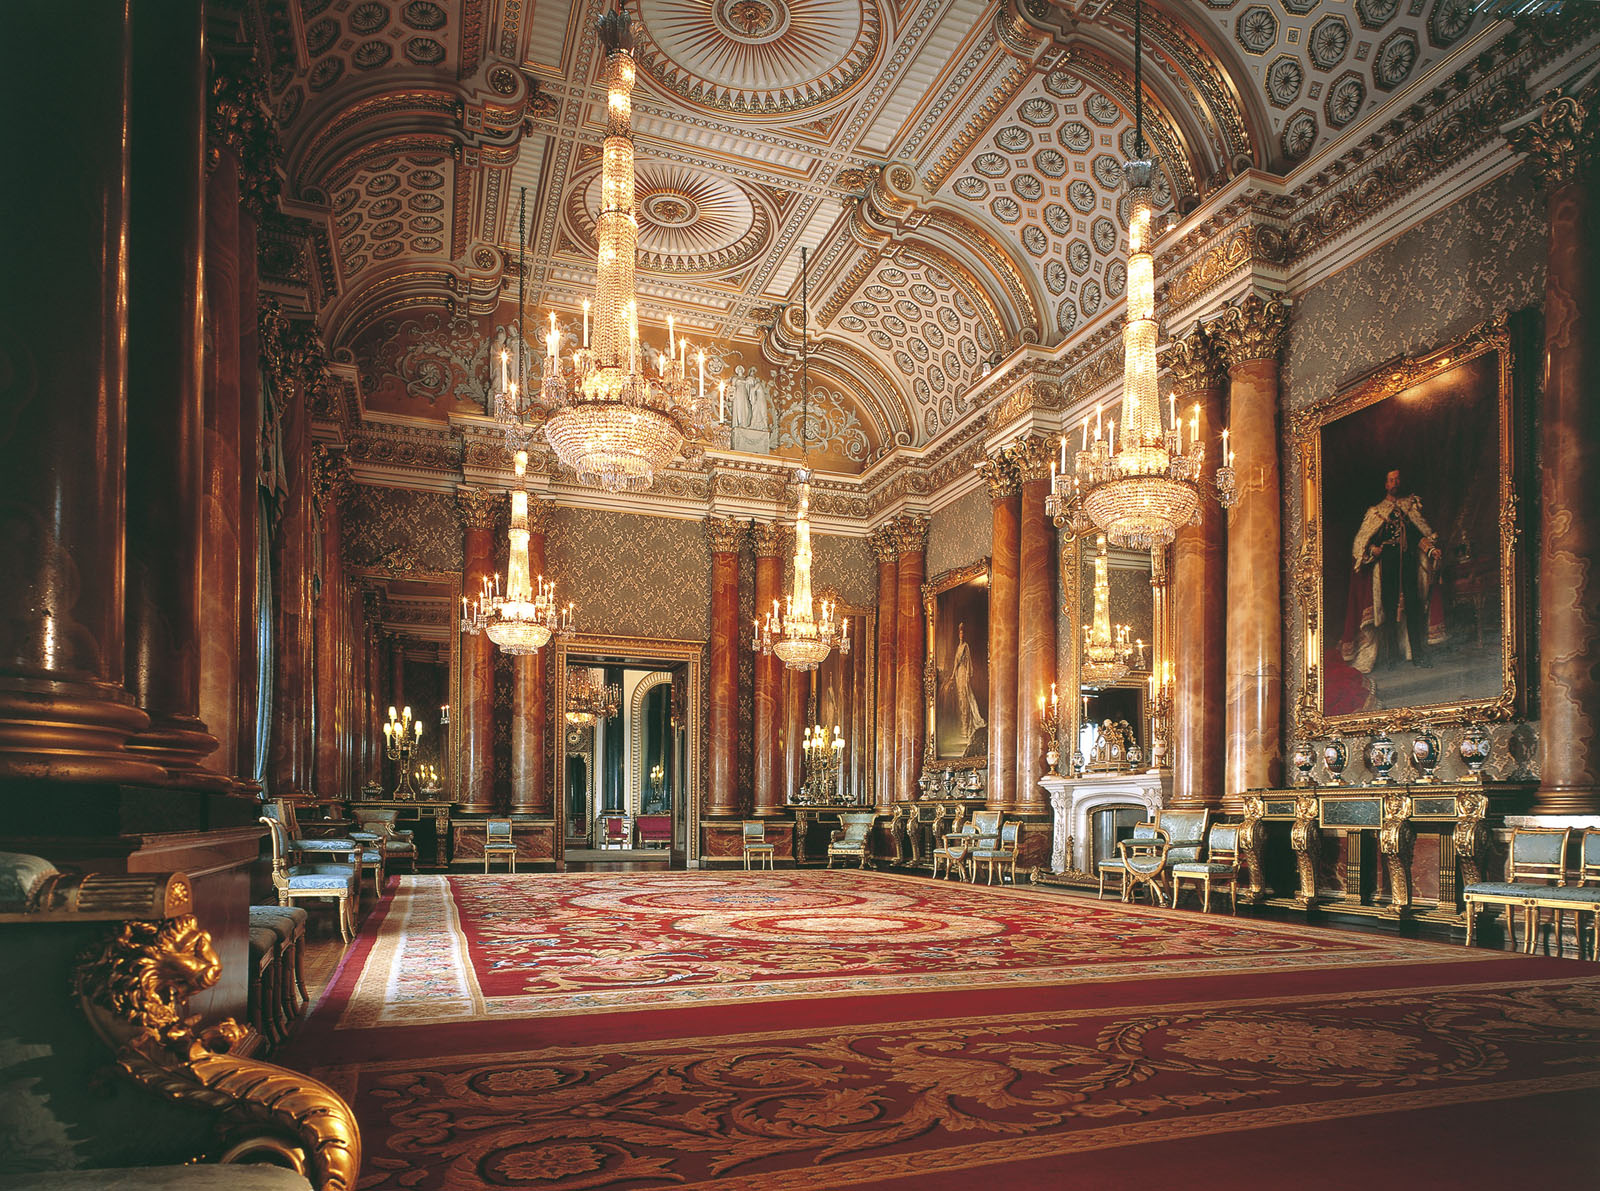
[
  {"left": 926, "top": 485, "right": 991, "bottom": 576},
  {"left": 811, "top": 532, "right": 876, "bottom": 609},
  {"left": 1279, "top": 164, "right": 1546, "bottom": 779},
  {"left": 342, "top": 484, "right": 463, "bottom": 573},
  {"left": 548, "top": 508, "right": 711, "bottom": 642}
]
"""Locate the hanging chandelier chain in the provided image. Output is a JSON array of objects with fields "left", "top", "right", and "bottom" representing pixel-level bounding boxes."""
[{"left": 1133, "top": 0, "right": 1145, "bottom": 159}]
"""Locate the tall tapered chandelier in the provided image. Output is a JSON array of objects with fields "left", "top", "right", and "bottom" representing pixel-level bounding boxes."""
[
  {"left": 753, "top": 247, "right": 850, "bottom": 672},
  {"left": 460, "top": 450, "right": 574, "bottom": 655},
  {"left": 525, "top": 2, "right": 717, "bottom": 492},
  {"left": 1047, "top": 0, "right": 1235, "bottom": 551},
  {"left": 1081, "top": 534, "right": 1141, "bottom": 689}
]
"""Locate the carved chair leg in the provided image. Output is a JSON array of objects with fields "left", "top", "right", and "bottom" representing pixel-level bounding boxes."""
[
  {"left": 1464, "top": 902, "right": 1475, "bottom": 949},
  {"left": 1203, "top": 879, "right": 1212, "bottom": 914}
]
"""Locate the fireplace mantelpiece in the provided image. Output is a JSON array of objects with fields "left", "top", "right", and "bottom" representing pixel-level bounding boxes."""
[{"left": 1040, "top": 772, "right": 1172, "bottom": 876}]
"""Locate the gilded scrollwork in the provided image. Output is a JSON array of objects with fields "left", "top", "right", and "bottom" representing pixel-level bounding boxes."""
[
  {"left": 1289, "top": 795, "right": 1320, "bottom": 907},
  {"left": 1211, "top": 292, "right": 1291, "bottom": 367},
  {"left": 1237, "top": 796, "right": 1266, "bottom": 903},
  {"left": 1451, "top": 789, "right": 1490, "bottom": 891},
  {"left": 1378, "top": 793, "right": 1414, "bottom": 915}
]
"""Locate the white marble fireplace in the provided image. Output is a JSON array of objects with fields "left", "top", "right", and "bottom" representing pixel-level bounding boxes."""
[{"left": 1040, "top": 772, "right": 1172, "bottom": 874}]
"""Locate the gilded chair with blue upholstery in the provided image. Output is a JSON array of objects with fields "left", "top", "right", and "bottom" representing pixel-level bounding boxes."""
[
  {"left": 1171, "top": 823, "right": 1242, "bottom": 914},
  {"left": 827, "top": 813, "right": 876, "bottom": 869},
  {"left": 742, "top": 820, "right": 776, "bottom": 870},
  {"left": 353, "top": 807, "right": 419, "bottom": 874},
  {"left": 483, "top": 818, "right": 519, "bottom": 872},
  {"left": 261, "top": 814, "right": 357, "bottom": 943},
  {"left": 934, "top": 809, "right": 998, "bottom": 880},
  {"left": 263, "top": 799, "right": 383, "bottom": 896},
  {"left": 971, "top": 820, "right": 1021, "bottom": 885},
  {"left": 1098, "top": 822, "right": 1158, "bottom": 899},
  {"left": 1522, "top": 828, "right": 1600, "bottom": 959},
  {"left": 1463, "top": 827, "right": 1571, "bottom": 953}
]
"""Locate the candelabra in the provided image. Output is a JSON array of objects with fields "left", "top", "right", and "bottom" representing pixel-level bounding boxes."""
[
  {"left": 1038, "top": 684, "right": 1063, "bottom": 775},
  {"left": 418, "top": 763, "right": 442, "bottom": 794},
  {"left": 1146, "top": 663, "right": 1172, "bottom": 771},
  {"left": 802, "top": 722, "right": 845, "bottom": 803},
  {"left": 383, "top": 705, "right": 422, "bottom": 799}
]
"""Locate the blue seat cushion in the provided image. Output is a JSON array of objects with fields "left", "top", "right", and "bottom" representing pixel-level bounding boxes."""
[
  {"left": 1172, "top": 862, "right": 1238, "bottom": 876},
  {"left": 249, "top": 904, "right": 309, "bottom": 932},
  {"left": 285, "top": 872, "right": 352, "bottom": 892},
  {"left": 361, "top": 849, "right": 383, "bottom": 864},
  {"left": 295, "top": 837, "right": 358, "bottom": 852},
  {"left": 382, "top": 840, "right": 417, "bottom": 854},
  {"left": 348, "top": 830, "right": 382, "bottom": 842},
  {"left": 971, "top": 849, "right": 1013, "bottom": 860},
  {"left": 1522, "top": 886, "right": 1600, "bottom": 904},
  {"left": 1464, "top": 882, "right": 1564, "bottom": 898}
]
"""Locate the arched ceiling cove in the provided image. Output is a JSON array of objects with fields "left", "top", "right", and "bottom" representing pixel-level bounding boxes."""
[{"left": 259, "top": 0, "right": 1502, "bottom": 460}]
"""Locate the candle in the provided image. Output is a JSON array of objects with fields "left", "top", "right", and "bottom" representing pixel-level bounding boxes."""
[
  {"left": 1221, "top": 427, "right": 1231, "bottom": 467},
  {"left": 667, "top": 315, "right": 675, "bottom": 359},
  {"left": 1169, "top": 393, "right": 1176, "bottom": 432},
  {"left": 1095, "top": 403, "right": 1102, "bottom": 439},
  {"left": 1108, "top": 417, "right": 1115, "bottom": 452},
  {"left": 698, "top": 350, "right": 705, "bottom": 401},
  {"left": 1059, "top": 435, "right": 1067, "bottom": 473},
  {"left": 582, "top": 298, "right": 590, "bottom": 346},
  {"left": 719, "top": 379, "right": 726, "bottom": 421},
  {"left": 383, "top": 722, "right": 392, "bottom": 738},
  {"left": 389, "top": 706, "right": 397, "bottom": 720},
  {"left": 499, "top": 349, "right": 508, "bottom": 392},
  {"left": 1190, "top": 404, "right": 1199, "bottom": 451}
]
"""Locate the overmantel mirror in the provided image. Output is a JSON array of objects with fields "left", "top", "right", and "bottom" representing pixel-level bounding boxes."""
[
  {"left": 1290, "top": 315, "right": 1524, "bottom": 737},
  {"left": 791, "top": 596, "right": 875, "bottom": 808},
  {"left": 552, "top": 634, "right": 703, "bottom": 865}
]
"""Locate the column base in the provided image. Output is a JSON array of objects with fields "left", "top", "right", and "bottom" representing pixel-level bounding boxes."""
[
  {"left": 0, "top": 679, "right": 167, "bottom": 784},
  {"left": 1530, "top": 784, "right": 1600, "bottom": 816},
  {"left": 125, "top": 714, "right": 230, "bottom": 790}
]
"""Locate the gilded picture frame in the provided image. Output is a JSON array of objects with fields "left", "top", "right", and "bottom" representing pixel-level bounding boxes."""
[
  {"left": 1290, "top": 315, "right": 1522, "bottom": 736},
  {"left": 922, "top": 559, "right": 991, "bottom": 768}
]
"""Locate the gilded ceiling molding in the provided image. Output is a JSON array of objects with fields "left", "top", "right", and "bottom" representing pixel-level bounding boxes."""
[
  {"left": 920, "top": 213, "right": 1043, "bottom": 346},
  {"left": 768, "top": 320, "right": 917, "bottom": 449},
  {"left": 1211, "top": 292, "right": 1291, "bottom": 368},
  {"left": 918, "top": 57, "right": 1034, "bottom": 192},
  {"left": 1160, "top": 218, "right": 1287, "bottom": 316}
]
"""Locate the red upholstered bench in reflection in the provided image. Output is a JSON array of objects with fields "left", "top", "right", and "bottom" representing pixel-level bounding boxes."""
[{"left": 635, "top": 814, "right": 671, "bottom": 849}]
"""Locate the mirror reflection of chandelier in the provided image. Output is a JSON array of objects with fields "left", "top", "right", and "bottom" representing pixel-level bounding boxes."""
[
  {"left": 519, "top": 2, "right": 717, "bottom": 493},
  {"left": 565, "top": 667, "right": 621, "bottom": 727},
  {"left": 802, "top": 721, "right": 845, "bottom": 801},
  {"left": 460, "top": 450, "right": 574, "bottom": 655},
  {"left": 1046, "top": 0, "right": 1234, "bottom": 551},
  {"left": 1081, "top": 534, "right": 1142, "bottom": 689},
  {"left": 752, "top": 247, "right": 850, "bottom": 672}
]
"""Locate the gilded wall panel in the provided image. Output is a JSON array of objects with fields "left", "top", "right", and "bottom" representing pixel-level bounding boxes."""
[
  {"left": 547, "top": 508, "right": 711, "bottom": 642},
  {"left": 925, "top": 486, "right": 991, "bottom": 576}
]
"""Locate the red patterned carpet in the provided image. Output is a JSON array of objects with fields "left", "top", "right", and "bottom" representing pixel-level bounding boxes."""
[{"left": 286, "top": 871, "right": 1600, "bottom": 1189}]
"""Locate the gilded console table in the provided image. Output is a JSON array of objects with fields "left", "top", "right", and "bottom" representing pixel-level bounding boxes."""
[
  {"left": 348, "top": 798, "right": 454, "bottom": 867},
  {"left": 791, "top": 806, "right": 861, "bottom": 865},
  {"left": 1243, "top": 782, "right": 1532, "bottom": 924}
]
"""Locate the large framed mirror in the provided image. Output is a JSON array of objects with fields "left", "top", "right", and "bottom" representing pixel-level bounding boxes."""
[{"left": 796, "top": 599, "right": 875, "bottom": 805}]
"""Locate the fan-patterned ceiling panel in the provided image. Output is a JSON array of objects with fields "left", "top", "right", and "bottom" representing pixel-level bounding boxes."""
[
  {"left": 937, "top": 68, "right": 1174, "bottom": 345},
  {"left": 632, "top": 0, "right": 883, "bottom": 114},
  {"left": 331, "top": 153, "right": 454, "bottom": 281},
  {"left": 831, "top": 256, "right": 993, "bottom": 443},
  {"left": 1198, "top": 0, "right": 1481, "bottom": 162}
]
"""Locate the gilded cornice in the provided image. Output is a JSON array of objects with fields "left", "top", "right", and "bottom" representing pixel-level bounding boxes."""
[
  {"left": 976, "top": 453, "right": 1020, "bottom": 500},
  {"left": 749, "top": 521, "right": 786, "bottom": 558},
  {"left": 705, "top": 517, "right": 744, "bottom": 554},
  {"left": 990, "top": 377, "right": 1062, "bottom": 426},
  {"left": 1166, "top": 323, "right": 1225, "bottom": 396},
  {"left": 1506, "top": 89, "right": 1599, "bottom": 189},
  {"left": 890, "top": 514, "right": 930, "bottom": 556},
  {"left": 455, "top": 486, "right": 500, "bottom": 530},
  {"left": 1000, "top": 434, "right": 1053, "bottom": 484},
  {"left": 1212, "top": 293, "right": 1290, "bottom": 368},
  {"left": 1161, "top": 220, "right": 1287, "bottom": 315}
]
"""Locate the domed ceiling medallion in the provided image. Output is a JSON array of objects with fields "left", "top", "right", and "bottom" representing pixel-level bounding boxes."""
[
  {"left": 633, "top": 0, "right": 881, "bottom": 114},
  {"left": 565, "top": 160, "right": 771, "bottom": 274}
]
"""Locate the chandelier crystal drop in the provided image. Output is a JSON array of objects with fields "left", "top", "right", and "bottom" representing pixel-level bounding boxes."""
[
  {"left": 1045, "top": 0, "right": 1235, "bottom": 551},
  {"left": 518, "top": 2, "right": 717, "bottom": 492},
  {"left": 460, "top": 451, "right": 574, "bottom": 655},
  {"left": 565, "top": 667, "right": 621, "bottom": 727},
  {"left": 1080, "top": 534, "right": 1142, "bottom": 689},
  {"left": 753, "top": 246, "right": 850, "bottom": 673}
]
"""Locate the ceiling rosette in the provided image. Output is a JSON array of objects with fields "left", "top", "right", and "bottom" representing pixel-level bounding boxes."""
[{"left": 632, "top": 0, "right": 883, "bottom": 115}]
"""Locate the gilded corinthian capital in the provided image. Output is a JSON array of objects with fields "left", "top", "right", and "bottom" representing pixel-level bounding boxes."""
[
  {"left": 1506, "top": 90, "right": 1598, "bottom": 190},
  {"left": 705, "top": 516, "right": 744, "bottom": 554},
  {"left": 1212, "top": 292, "right": 1291, "bottom": 368},
  {"left": 749, "top": 520, "right": 787, "bottom": 558},
  {"left": 976, "top": 453, "right": 1020, "bottom": 500},
  {"left": 455, "top": 487, "right": 500, "bottom": 530},
  {"left": 1166, "top": 323, "right": 1225, "bottom": 395},
  {"left": 869, "top": 523, "right": 899, "bottom": 563},
  {"left": 891, "top": 514, "right": 929, "bottom": 556},
  {"left": 525, "top": 496, "right": 555, "bottom": 537},
  {"left": 1000, "top": 434, "right": 1055, "bottom": 484}
]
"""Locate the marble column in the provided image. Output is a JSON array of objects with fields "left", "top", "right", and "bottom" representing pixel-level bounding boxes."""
[
  {"left": 267, "top": 393, "right": 315, "bottom": 797},
  {"left": 1168, "top": 326, "right": 1228, "bottom": 808},
  {"left": 870, "top": 527, "right": 899, "bottom": 807},
  {"left": 893, "top": 517, "right": 929, "bottom": 802},
  {"left": 1510, "top": 94, "right": 1600, "bottom": 814},
  {"left": 783, "top": 667, "right": 805, "bottom": 804},
  {"left": 706, "top": 518, "right": 743, "bottom": 817},
  {"left": 0, "top": 2, "right": 165, "bottom": 783},
  {"left": 751, "top": 521, "right": 785, "bottom": 815},
  {"left": 510, "top": 499, "right": 552, "bottom": 814},
  {"left": 1214, "top": 293, "right": 1291, "bottom": 798},
  {"left": 122, "top": 0, "right": 225, "bottom": 788},
  {"left": 312, "top": 449, "right": 349, "bottom": 798},
  {"left": 234, "top": 210, "right": 262, "bottom": 787},
  {"left": 457, "top": 488, "right": 499, "bottom": 814},
  {"left": 979, "top": 457, "right": 1021, "bottom": 811},
  {"left": 1012, "top": 438, "right": 1056, "bottom": 813},
  {"left": 360, "top": 590, "right": 382, "bottom": 787}
]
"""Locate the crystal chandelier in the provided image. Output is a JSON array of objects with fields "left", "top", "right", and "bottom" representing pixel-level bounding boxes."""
[
  {"left": 1081, "top": 534, "right": 1142, "bottom": 689},
  {"left": 528, "top": 2, "right": 717, "bottom": 492},
  {"left": 1046, "top": 0, "right": 1234, "bottom": 551},
  {"left": 460, "top": 450, "right": 574, "bottom": 655},
  {"left": 753, "top": 247, "right": 850, "bottom": 672},
  {"left": 565, "top": 667, "right": 621, "bottom": 727}
]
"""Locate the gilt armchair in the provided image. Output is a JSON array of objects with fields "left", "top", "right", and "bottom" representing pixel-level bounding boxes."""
[
  {"left": 1171, "top": 823, "right": 1242, "bottom": 914},
  {"left": 971, "top": 820, "right": 1021, "bottom": 886},
  {"left": 934, "top": 809, "right": 1000, "bottom": 881},
  {"left": 741, "top": 820, "right": 776, "bottom": 870},
  {"left": 353, "top": 808, "right": 419, "bottom": 874},
  {"left": 482, "top": 818, "right": 519, "bottom": 873},
  {"left": 263, "top": 799, "right": 383, "bottom": 897},
  {"left": 827, "top": 813, "right": 877, "bottom": 869},
  {"left": 260, "top": 815, "right": 357, "bottom": 943},
  {"left": 1463, "top": 827, "right": 1593, "bottom": 956}
]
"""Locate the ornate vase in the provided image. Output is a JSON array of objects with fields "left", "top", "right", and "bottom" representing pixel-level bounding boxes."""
[
  {"left": 1291, "top": 740, "right": 1317, "bottom": 786},
  {"left": 1411, "top": 728, "right": 1442, "bottom": 783},
  {"left": 1321, "top": 737, "right": 1348, "bottom": 786},
  {"left": 1366, "top": 732, "right": 1398, "bottom": 785},
  {"left": 1459, "top": 724, "right": 1491, "bottom": 781}
]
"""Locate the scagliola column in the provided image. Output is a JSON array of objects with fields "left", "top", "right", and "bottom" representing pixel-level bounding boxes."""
[
  {"left": 312, "top": 448, "right": 350, "bottom": 797},
  {"left": 457, "top": 489, "right": 499, "bottom": 813},
  {"left": 510, "top": 498, "right": 552, "bottom": 815},
  {"left": 1168, "top": 326, "right": 1228, "bottom": 808},
  {"left": 870, "top": 527, "right": 899, "bottom": 807},
  {"left": 0, "top": 3, "right": 166, "bottom": 783},
  {"left": 706, "top": 518, "right": 744, "bottom": 817},
  {"left": 1214, "top": 293, "right": 1290, "bottom": 798},
  {"left": 1010, "top": 438, "right": 1057, "bottom": 812},
  {"left": 978, "top": 456, "right": 1021, "bottom": 811},
  {"left": 893, "top": 516, "right": 929, "bottom": 801},
  {"left": 751, "top": 521, "right": 785, "bottom": 815},
  {"left": 1510, "top": 93, "right": 1600, "bottom": 813},
  {"left": 122, "top": 0, "right": 226, "bottom": 788}
]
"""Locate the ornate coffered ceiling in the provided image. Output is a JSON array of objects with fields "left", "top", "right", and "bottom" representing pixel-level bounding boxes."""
[{"left": 253, "top": 0, "right": 1574, "bottom": 499}]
